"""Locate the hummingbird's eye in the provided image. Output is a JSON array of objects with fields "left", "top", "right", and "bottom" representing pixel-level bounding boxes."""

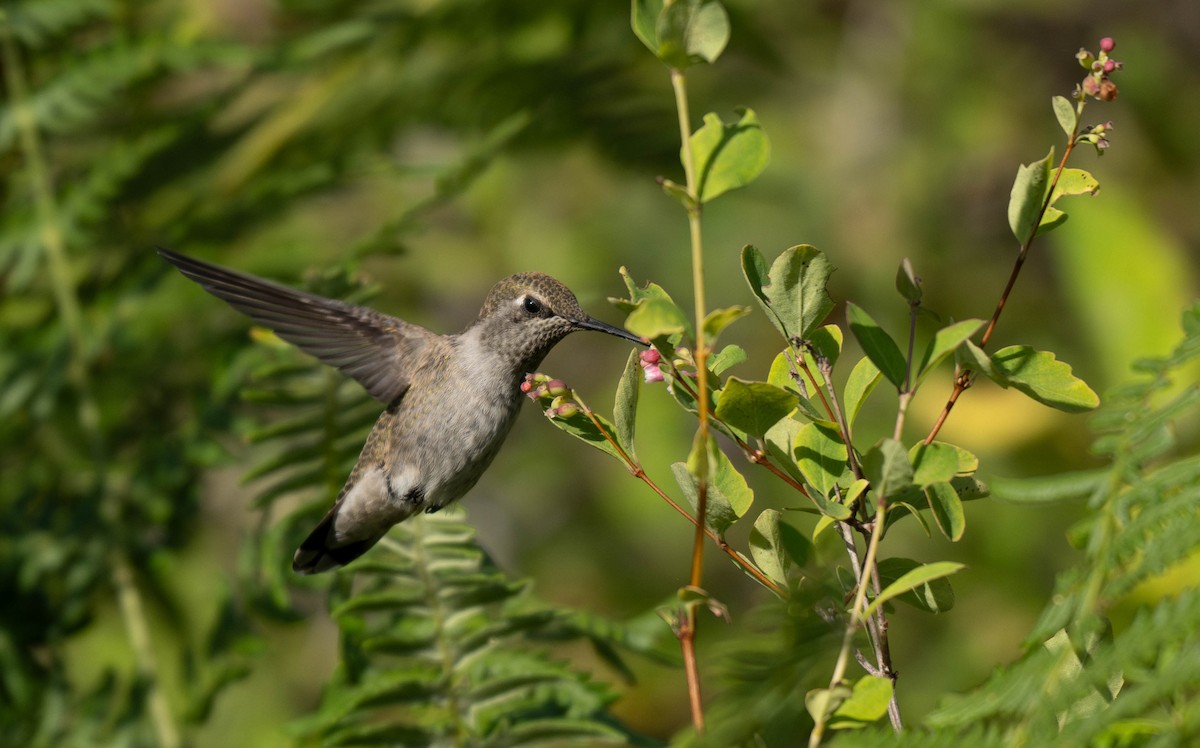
[{"left": 522, "top": 296, "right": 543, "bottom": 316}]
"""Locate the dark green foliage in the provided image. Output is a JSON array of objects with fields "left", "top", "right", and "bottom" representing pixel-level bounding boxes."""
[{"left": 289, "top": 508, "right": 648, "bottom": 746}]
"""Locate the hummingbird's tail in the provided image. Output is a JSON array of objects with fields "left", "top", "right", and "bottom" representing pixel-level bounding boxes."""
[{"left": 292, "top": 509, "right": 387, "bottom": 574}]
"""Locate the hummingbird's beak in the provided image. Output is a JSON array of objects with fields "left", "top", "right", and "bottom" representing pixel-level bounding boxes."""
[{"left": 572, "top": 316, "right": 647, "bottom": 346}]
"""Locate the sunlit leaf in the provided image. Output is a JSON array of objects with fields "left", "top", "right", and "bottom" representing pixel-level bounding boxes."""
[
  {"left": 991, "top": 345, "right": 1100, "bottom": 412},
  {"left": 688, "top": 108, "right": 769, "bottom": 202}
]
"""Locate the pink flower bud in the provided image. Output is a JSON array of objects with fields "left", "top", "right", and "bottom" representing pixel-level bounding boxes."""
[
  {"left": 546, "top": 379, "right": 569, "bottom": 397},
  {"left": 1099, "top": 37, "right": 1115, "bottom": 53},
  {"left": 1103, "top": 59, "right": 1115, "bottom": 74},
  {"left": 640, "top": 348, "right": 665, "bottom": 384}
]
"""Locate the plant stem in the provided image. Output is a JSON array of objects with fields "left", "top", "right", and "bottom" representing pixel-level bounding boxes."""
[
  {"left": 574, "top": 398, "right": 786, "bottom": 597},
  {"left": 671, "top": 61, "right": 710, "bottom": 734},
  {"left": 810, "top": 496, "right": 891, "bottom": 747},
  {"left": 924, "top": 137, "right": 1079, "bottom": 446}
]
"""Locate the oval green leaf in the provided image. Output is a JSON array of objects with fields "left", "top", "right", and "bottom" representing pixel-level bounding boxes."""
[{"left": 846, "top": 302, "right": 906, "bottom": 389}]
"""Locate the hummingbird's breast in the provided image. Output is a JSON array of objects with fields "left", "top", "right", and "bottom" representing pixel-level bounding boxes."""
[{"left": 383, "top": 329, "right": 526, "bottom": 513}]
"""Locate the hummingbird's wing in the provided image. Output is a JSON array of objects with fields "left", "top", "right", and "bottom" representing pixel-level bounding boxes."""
[{"left": 158, "top": 247, "right": 436, "bottom": 403}]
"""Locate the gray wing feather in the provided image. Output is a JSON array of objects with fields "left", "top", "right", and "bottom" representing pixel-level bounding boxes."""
[{"left": 158, "top": 247, "right": 431, "bottom": 403}]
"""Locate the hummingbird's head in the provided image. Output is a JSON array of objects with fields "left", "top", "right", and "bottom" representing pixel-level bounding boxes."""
[{"left": 475, "top": 273, "right": 643, "bottom": 370}]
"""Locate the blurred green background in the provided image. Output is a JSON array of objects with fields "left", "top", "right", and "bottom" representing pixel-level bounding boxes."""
[{"left": 2, "top": 0, "right": 1197, "bottom": 744}]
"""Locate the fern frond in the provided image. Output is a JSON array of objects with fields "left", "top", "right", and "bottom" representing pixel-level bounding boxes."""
[
  {"left": 2, "top": 0, "right": 113, "bottom": 47},
  {"left": 290, "top": 509, "right": 644, "bottom": 747},
  {"left": 923, "top": 304, "right": 1200, "bottom": 746}
]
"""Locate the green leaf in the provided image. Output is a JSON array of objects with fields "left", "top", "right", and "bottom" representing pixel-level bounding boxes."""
[
  {"left": 956, "top": 338, "right": 1008, "bottom": 386},
  {"left": 544, "top": 408, "right": 622, "bottom": 461},
  {"left": 862, "top": 438, "right": 912, "bottom": 499},
  {"left": 655, "top": 0, "right": 730, "bottom": 68},
  {"left": 625, "top": 297, "right": 689, "bottom": 341},
  {"left": 809, "top": 324, "right": 844, "bottom": 369},
  {"left": 991, "top": 345, "right": 1100, "bottom": 412},
  {"left": 846, "top": 302, "right": 906, "bottom": 389},
  {"left": 875, "top": 558, "right": 959, "bottom": 614},
  {"left": 1008, "top": 147, "right": 1054, "bottom": 245},
  {"left": 764, "top": 417, "right": 806, "bottom": 484},
  {"left": 630, "top": 0, "right": 663, "bottom": 52},
  {"left": 916, "top": 318, "right": 985, "bottom": 384},
  {"left": 688, "top": 108, "right": 769, "bottom": 203},
  {"left": 614, "top": 350, "right": 640, "bottom": 461},
  {"left": 715, "top": 377, "right": 799, "bottom": 438},
  {"left": 806, "top": 686, "right": 852, "bottom": 723},
  {"left": 925, "top": 482, "right": 966, "bottom": 541},
  {"left": 702, "top": 305, "right": 751, "bottom": 345},
  {"left": 1049, "top": 168, "right": 1100, "bottom": 203},
  {"left": 831, "top": 675, "right": 894, "bottom": 726},
  {"left": 749, "top": 509, "right": 810, "bottom": 588},
  {"left": 1039, "top": 205, "right": 1068, "bottom": 233},
  {"left": 1038, "top": 168, "right": 1099, "bottom": 236},
  {"left": 672, "top": 445, "right": 754, "bottom": 535},
  {"left": 909, "top": 442, "right": 960, "bottom": 486},
  {"left": 864, "top": 560, "right": 965, "bottom": 619},
  {"left": 844, "top": 356, "right": 882, "bottom": 428},
  {"left": 794, "top": 422, "right": 847, "bottom": 498},
  {"left": 612, "top": 267, "right": 684, "bottom": 312},
  {"left": 709, "top": 344, "right": 746, "bottom": 375},
  {"left": 742, "top": 244, "right": 835, "bottom": 342},
  {"left": 895, "top": 258, "right": 921, "bottom": 304},
  {"left": 1052, "top": 95, "right": 1077, "bottom": 138}
]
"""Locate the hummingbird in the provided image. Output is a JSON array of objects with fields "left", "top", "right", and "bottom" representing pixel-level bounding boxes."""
[{"left": 157, "top": 248, "right": 642, "bottom": 574}]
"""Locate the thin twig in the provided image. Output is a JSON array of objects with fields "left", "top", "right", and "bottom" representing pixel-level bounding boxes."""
[
  {"left": 809, "top": 496, "right": 892, "bottom": 748},
  {"left": 925, "top": 136, "right": 1080, "bottom": 445}
]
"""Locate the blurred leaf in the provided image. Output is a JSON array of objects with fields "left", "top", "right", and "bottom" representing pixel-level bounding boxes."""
[
  {"left": 846, "top": 302, "right": 906, "bottom": 389},
  {"left": 989, "top": 469, "right": 1106, "bottom": 504}
]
